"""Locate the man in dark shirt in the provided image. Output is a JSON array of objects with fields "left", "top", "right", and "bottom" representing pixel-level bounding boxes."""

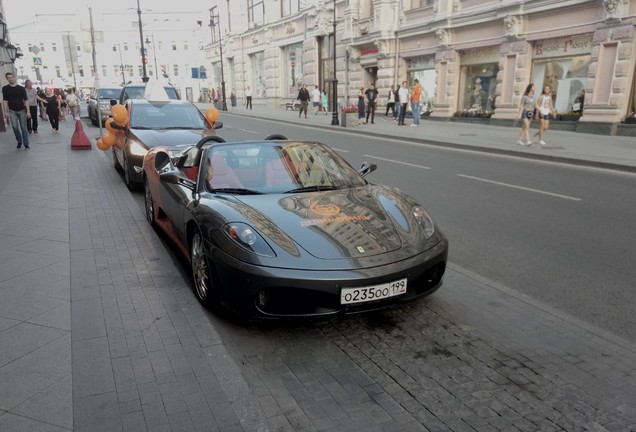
[
  {"left": 2, "top": 72, "right": 31, "bottom": 149},
  {"left": 365, "top": 83, "right": 379, "bottom": 124},
  {"left": 296, "top": 84, "right": 310, "bottom": 118}
]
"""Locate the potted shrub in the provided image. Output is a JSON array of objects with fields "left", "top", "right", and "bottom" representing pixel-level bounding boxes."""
[
  {"left": 558, "top": 111, "right": 582, "bottom": 121},
  {"left": 340, "top": 105, "right": 359, "bottom": 127}
]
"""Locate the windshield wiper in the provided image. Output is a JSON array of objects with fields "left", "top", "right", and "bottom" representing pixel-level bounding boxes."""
[
  {"left": 130, "top": 126, "right": 155, "bottom": 130},
  {"left": 284, "top": 185, "right": 340, "bottom": 194},
  {"left": 160, "top": 126, "right": 201, "bottom": 130},
  {"left": 210, "top": 188, "right": 263, "bottom": 195}
]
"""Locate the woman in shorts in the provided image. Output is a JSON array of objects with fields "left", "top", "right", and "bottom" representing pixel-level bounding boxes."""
[
  {"left": 517, "top": 83, "right": 535, "bottom": 146},
  {"left": 536, "top": 85, "right": 554, "bottom": 146}
]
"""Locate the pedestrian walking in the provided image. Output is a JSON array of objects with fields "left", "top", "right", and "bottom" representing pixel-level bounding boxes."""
[
  {"left": 385, "top": 86, "right": 395, "bottom": 117},
  {"left": 44, "top": 88, "right": 61, "bottom": 133},
  {"left": 516, "top": 83, "right": 535, "bottom": 146},
  {"left": 25, "top": 79, "right": 41, "bottom": 134},
  {"left": 393, "top": 84, "right": 401, "bottom": 121},
  {"left": 365, "top": 84, "right": 378, "bottom": 124},
  {"left": 245, "top": 86, "right": 253, "bottom": 109},
  {"left": 410, "top": 79, "right": 422, "bottom": 127},
  {"left": 230, "top": 90, "right": 237, "bottom": 109},
  {"left": 535, "top": 85, "right": 554, "bottom": 146},
  {"left": 312, "top": 85, "right": 321, "bottom": 115},
  {"left": 397, "top": 81, "right": 409, "bottom": 126},
  {"left": 2, "top": 72, "right": 31, "bottom": 149},
  {"left": 321, "top": 91, "right": 328, "bottom": 115},
  {"left": 296, "top": 84, "right": 310, "bottom": 118},
  {"left": 66, "top": 88, "right": 80, "bottom": 119},
  {"left": 36, "top": 87, "right": 48, "bottom": 121},
  {"left": 57, "top": 93, "right": 66, "bottom": 121},
  {"left": 357, "top": 87, "right": 366, "bottom": 125}
]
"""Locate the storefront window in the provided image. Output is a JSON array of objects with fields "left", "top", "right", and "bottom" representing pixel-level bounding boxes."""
[
  {"left": 532, "top": 56, "right": 591, "bottom": 113},
  {"left": 459, "top": 64, "right": 499, "bottom": 113},
  {"left": 250, "top": 51, "right": 266, "bottom": 98},
  {"left": 407, "top": 55, "right": 436, "bottom": 112},
  {"left": 283, "top": 43, "right": 304, "bottom": 97}
]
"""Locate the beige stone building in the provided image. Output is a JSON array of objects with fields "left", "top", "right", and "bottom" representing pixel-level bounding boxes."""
[{"left": 208, "top": 0, "right": 636, "bottom": 133}]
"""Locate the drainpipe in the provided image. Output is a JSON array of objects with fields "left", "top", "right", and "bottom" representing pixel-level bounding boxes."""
[{"left": 393, "top": 0, "right": 402, "bottom": 86}]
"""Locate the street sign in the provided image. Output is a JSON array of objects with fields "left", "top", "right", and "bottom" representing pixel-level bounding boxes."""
[
  {"left": 32, "top": 46, "right": 40, "bottom": 55},
  {"left": 143, "top": 58, "right": 148, "bottom": 64},
  {"left": 33, "top": 57, "right": 42, "bottom": 66}
]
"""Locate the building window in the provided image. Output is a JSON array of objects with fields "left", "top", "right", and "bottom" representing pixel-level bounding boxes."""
[
  {"left": 138, "top": 66, "right": 143, "bottom": 76},
  {"left": 102, "top": 65, "right": 108, "bottom": 76},
  {"left": 55, "top": 66, "right": 61, "bottom": 77},
  {"left": 148, "top": 65, "right": 154, "bottom": 77},
  {"left": 282, "top": 43, "right": 304, "bottom": 97},
  {"left": 114, "top": 65, "right": 120, "bottom": 76},
  {"left": 52, "top": 43, "right": 57, "bottom": 52},
  {"left": 173, "top": 65, "right": 179, "bottom": 76},
  {"left": 410, "top": 0, "right": 433, "bottom": 8},
  {"left": 128, "top": 65, "right": 134, "bottom": 77},
  {"left": 76, "top": 44, "right": 81, "bottom": 52},
  {"left": 124, "top": 43, "right": 129, "bottom": 51},
  {"left": 79, "top": 66, "right": 84, "bottom": 77},
  {"left": 248, "top": 0, "right": 264, "bottom": 26},
  {"left": 249, "top": 51, "right": 266, "bottom": 98},
  {"left": 281, "top": 0, "right": 300, "bottom": 16},
  {"left": 40, "top": 44, "right": 45, "bottom": 52},
  {"left": 183, "top": 42, "right": 188, "bottom": 50},
  {"left": 172, "top": 42, "right": 177, "bottom": 51}
]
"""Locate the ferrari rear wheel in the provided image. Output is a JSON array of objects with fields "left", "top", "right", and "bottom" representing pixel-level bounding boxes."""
[
  {"left": 191, "top": 229, "right": 215, "bottom": 306},
  {"left": 123, "top": 154, "right": 136, "bottom": 191},
  {"left": 143, "top": 177, "right": 155, "bottom": 226}
]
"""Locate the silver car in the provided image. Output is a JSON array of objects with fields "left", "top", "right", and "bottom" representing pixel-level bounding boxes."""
[{"left": 88, "top": 87, "right": 122, "bottom": 126}]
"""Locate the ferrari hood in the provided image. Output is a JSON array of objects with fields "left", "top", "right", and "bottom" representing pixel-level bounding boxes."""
[
  {"left": 131, "top": 129, "right": 213, "bottom": 148},
  {"left": 236, "top": 187, "right": 409, "bottom": 260}
]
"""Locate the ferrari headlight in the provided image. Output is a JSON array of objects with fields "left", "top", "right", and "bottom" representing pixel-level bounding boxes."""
[
  {"left": 129, "top": 141, "right": 148, "bottom": 156},
  {"left": 224, "top": 222, "right": 275, "bottom": 257},
  {"left": 412, "top": 206, "right": 435, "bottom": 239}
]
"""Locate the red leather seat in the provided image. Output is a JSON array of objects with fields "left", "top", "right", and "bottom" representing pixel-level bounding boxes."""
[{"left": 207, "top": 155, "right": 243, "bottom": 189}]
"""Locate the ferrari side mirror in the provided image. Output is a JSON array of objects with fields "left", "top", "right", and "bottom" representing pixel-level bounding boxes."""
[
  {"left": 159, "top": 172, "right": 195, "bottom": 191},
  {"left": 358, "top": 161, "right": 377, "bottom": 177}
]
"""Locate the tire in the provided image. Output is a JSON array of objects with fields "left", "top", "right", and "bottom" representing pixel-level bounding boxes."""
[
  {"left": 123, "top": 154, "right": 137, "bottom": 191},
  {"left": 113, "top": 149, "right": 123, "bottom": 173},
  {"left": 143, "top": 177, "right": 156, "bottom": 227},
  {"left": 190, "top": 228, "right": 215, "bottom": 306},
  {"left": 265, "top": 134, "right": 288, "bottom": 141}
]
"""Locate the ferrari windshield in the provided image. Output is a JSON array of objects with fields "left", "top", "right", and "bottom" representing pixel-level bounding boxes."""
[
  {"left": 130, "top": 103, "right": 209, "bottom": 130},
  {"left": 204, "top": 141, "right": 367, "bottom": 194}
]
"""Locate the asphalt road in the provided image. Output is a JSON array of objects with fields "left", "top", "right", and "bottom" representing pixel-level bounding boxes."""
[{"left": 202, "top": 115, "right": 636, "bottom": 343}]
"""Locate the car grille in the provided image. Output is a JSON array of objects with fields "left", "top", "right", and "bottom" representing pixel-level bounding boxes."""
[{"left": 255, "top": 262, "right": 446, "bottom": 317}]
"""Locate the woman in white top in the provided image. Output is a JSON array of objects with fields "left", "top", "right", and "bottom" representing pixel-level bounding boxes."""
[
  {"left": 535, "top": 85, "right": 554, "bottom": 146},
  {"left": 517, "top": 83, "right": 535, "bottom": 146}
]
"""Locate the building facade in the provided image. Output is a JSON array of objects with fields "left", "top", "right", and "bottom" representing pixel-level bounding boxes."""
[{"left": 206, "top": 0, "right": 636, "bottom": 131}]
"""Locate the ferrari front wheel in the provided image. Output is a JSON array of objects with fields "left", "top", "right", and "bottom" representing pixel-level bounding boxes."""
[
  {"left": 191, "top": 229, "right": 215, "bottom": 306},
  {"left": 143, "top": 177, "right": 155, "bottom": 226}
]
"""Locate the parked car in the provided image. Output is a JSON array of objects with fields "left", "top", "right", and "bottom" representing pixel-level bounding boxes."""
[
  {"left": 87, "top": 87, "right": 122, "bottom": 126},
  {"left": 117, "top": 82, "right": 180, "bottom": 104},
  {"left": 111, "top": 98, "right": 222, "bottom": 190},
  {"left": 141, "top": 136, "right": 448, "bottom": 318}
]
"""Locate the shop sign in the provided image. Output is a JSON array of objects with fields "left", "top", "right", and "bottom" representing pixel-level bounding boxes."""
[
  {"left": 406, "top": 55, "right": 436, "bottom": 71},
  {"left": 533, "top": 35, "right": 592, "bottom": 59},
  {"left": 361, "top": 48, "right": 379, "bottom": 56},
  {"left": 459, "top": 46, "right": 500, "bottom": 66}
]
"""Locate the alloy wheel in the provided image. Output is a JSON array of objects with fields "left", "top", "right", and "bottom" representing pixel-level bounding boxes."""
[
  {"left": 191, "top": 231, "right": 212, "bottom": 304},
  {"left": 144, "top": 178, "right": 155, "bottom": 225}
]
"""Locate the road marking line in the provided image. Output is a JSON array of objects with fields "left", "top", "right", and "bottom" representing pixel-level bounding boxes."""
[
  {"left": 363, "top": 155, "right": 430, "bottom": 169},
  {"left": 457, "top": 174, "right": 582, "bottom": 201}
]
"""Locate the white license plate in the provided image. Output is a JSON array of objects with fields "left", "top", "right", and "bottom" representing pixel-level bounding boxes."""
[{"left": 340, "top": 278, "right": 407, "bottom": 305}]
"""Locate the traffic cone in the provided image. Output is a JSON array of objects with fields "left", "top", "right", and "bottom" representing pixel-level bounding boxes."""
[{"left": 71, "top": 117, "right": 92, "bottom": 150}]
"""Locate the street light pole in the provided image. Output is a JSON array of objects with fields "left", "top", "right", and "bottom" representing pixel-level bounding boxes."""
[
  {"left": 136, "top": 0, "right": 149, "bottom": 83},
  {"left": 209, "top": 9, "right": 227, "bottom": 111},
  {"left": 145, "top": 34, "right": 158, "bottom": 75},
  {"left": 113, "top": 44, "right": 126, "bottom": 86},
  {"left": 331, "top": 0, "right": 339, "bottom": 125}
]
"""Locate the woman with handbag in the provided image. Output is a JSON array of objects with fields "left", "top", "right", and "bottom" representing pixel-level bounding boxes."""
[{"left": 516, "top": 83, "right": 535, "bottom": 146}]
